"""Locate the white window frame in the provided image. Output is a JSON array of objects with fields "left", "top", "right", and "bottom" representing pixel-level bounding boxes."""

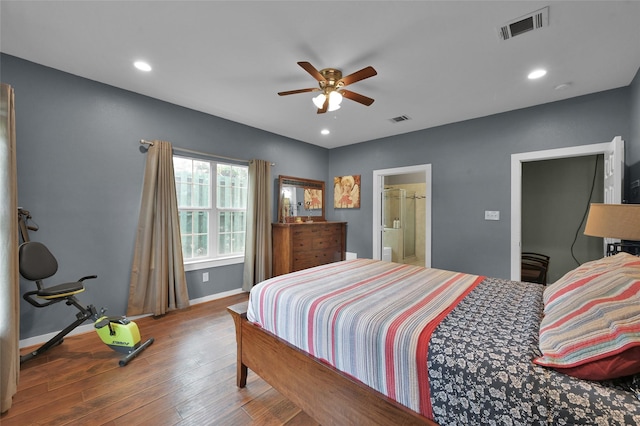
[{"left": 174, "top": 155, "right": 248, "bottom": 271}]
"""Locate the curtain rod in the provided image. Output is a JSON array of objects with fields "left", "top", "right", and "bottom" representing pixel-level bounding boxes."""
[{"left": 139, "top": 139, "right": 275, "bottom": 166}]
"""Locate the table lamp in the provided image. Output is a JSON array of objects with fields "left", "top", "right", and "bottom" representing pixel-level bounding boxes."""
[{"left": 584, "top": 203, "right": 640, "bottom": 255}]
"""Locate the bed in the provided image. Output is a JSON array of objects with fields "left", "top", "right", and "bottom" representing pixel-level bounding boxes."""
[{"left": 228, "top": 256, "right": 640, "bottom": 425}]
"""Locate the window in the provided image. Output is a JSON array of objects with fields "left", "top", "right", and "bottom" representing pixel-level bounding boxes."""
[{"left": 173, "top": 156, "right": 248, "bottom": 269}]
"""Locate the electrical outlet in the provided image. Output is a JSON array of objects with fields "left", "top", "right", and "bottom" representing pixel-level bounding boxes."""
[
  {"left": 203, "top": 272, "right": 209, "bottom": 282},
  {"left": 484, "top": 210, "right": 500, "bottom": 221}
]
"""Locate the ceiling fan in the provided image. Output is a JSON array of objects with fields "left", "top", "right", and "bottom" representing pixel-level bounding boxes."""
[{"left": 278, "top": 61, "right": 377, "bottom": 114}]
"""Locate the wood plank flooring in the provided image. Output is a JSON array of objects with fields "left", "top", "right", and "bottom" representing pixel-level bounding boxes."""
[{"left": 1, "top": 293, "right": 320, "bottom": 426}]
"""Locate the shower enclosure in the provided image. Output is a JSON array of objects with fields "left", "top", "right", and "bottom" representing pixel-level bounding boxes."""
[{"left": 382, "top": 188, "right": 416, "bottom": 263}]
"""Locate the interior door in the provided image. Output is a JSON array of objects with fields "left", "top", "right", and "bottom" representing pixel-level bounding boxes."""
[
  {"left": 379, "top": 183, "right": 386, "bottom": 259},
  {"left": 602, "top": 136, "right": 625, "bottom": 251}
]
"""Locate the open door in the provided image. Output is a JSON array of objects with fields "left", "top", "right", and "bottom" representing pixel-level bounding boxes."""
[
  {"left": 602, "top": 136, "right": 625, "bottom": 251},
  {"left": 510, "top": 136, "right": 625, "bottom": 280}
]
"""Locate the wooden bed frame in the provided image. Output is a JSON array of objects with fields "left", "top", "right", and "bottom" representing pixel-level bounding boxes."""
[{"left": 227, "top": 302, "right": 438, "bottom": 426}]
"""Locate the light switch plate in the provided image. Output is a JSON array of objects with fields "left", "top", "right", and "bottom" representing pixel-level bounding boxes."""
[{"left": 484, "top": 210, "right": 500, "bottom": 221}]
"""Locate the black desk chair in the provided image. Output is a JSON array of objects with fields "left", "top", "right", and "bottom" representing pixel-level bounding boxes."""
[
  {"left": 521, "top": 252, "right": 550, "bottom": 285},
  {"left": 19, "top": 241, "right": 98, "bottom": 363}
]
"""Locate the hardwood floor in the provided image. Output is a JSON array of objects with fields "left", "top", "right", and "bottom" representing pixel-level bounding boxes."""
[{"left": 1, "top": 293, "right": 320, "bottom": 426}]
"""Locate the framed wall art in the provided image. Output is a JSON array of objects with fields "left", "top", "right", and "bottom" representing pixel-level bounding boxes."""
[
  {"left": 304, "top": 187, "right": 323, "bottom": 210},
  {"left": 334, "top": 174, "right": 360, "bottom": 208}
]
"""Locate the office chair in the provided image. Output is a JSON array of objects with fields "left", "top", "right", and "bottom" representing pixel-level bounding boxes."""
[
  {"left": 18, "top": 240, "right": 99, "bottom": 363},
  {"left": 520, "top": 252, "right": 550, "bottom": 285}
]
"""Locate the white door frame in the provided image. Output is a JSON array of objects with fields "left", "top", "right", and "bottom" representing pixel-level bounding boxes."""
[
  {"left": 372, "top": 164, "right": 432, "bottom": 267},
  {"left": 510, "top": 137, "right": 623, "bottom": 280}
]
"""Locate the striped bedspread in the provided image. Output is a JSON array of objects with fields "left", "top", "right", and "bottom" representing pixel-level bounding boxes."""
[{"left": 247, "top": 258, "right": 484, "bottom": 417}]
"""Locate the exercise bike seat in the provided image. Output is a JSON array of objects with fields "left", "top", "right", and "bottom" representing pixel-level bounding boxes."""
[
  {"left": 19, "top": 241, "right": 96, "bottom": 303},
  {"left": 30, "top": 281, "right": 86, "bottom": 299}
]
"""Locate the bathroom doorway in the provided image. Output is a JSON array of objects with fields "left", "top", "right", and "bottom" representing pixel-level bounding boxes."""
[
  {"left": 372, "top": 164, "right": 432, "bottom": 267},
  {"left": 382, "top": 187, "right": 423, "bottom": 265}
]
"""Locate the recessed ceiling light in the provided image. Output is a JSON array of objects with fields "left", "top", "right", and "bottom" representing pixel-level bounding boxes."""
[
  {"left": 528, "top": 68, "right": 547, "bottom": 79},
  {"left": 554, "top": 82, "right": 572, "bottom": 91},
  {"left": 134, "top": 61, "right": 152, "bottom": 72},
  {"left": 321, "top": 129, "right": 330, "bottom": 135}
]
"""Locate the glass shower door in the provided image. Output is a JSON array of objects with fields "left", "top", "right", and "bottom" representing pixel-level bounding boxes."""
[
  {"left": 382, "top": 189, "right": 404, "bottom": 262},
  {"left": 403, "top": 191, "right": 415, "bottom": 259}
]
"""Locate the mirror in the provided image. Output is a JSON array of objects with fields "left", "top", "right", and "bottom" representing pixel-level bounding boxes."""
[{"left": 278, "top": 175, "right": 325, "bottom": 223}]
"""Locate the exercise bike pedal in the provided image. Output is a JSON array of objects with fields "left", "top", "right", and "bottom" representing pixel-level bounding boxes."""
[{"left": 94, "top": 315, "right": 154, "bottom": 365}]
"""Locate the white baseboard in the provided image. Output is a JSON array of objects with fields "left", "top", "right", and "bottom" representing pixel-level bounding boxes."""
[
  {"left": 19, "top": 288, "right": 245, "bottom": 349},
  {"left": 188, "top": 287, "right": 245, "bottom": 306}
]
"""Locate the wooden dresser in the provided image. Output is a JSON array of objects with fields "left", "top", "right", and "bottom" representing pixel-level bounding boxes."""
[{"left": 272, "top": 222, "right": 347, "bottom": 276}]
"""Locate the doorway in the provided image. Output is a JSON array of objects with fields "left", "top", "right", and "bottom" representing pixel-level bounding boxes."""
[
  {"left": 522, "top": 155, "right": 604, "bottom": 283},
  {"left": 510, "top": 137, "right": 624, "bottom": 281},
  {"left": 372, "top": 164, "right": 432, "bottom": 267}
]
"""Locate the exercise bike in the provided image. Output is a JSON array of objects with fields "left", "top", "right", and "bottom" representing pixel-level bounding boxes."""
[{"left": 18, "top": 208, "right": 154, "bottom": 366}]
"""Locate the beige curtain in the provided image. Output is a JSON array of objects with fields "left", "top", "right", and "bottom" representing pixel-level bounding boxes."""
[
  {"left": 1, "top": 83, "right": 19, "bottom": 413},
  {"left": 128, "top": 140, "right": 189, "bottom": 316},
  {"left": 242, "top": 159, "right": 272, "bottom": 291}
]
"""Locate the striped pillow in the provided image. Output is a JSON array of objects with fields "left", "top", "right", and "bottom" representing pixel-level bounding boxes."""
[{"left": 534, "top": 253, "right": 640, "bottom": 380}]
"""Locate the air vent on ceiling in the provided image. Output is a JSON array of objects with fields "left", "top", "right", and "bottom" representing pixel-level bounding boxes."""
[
  {"left": 390, "top": 115, "right": 411, "bottom": 123},
  {"left": 498, "top": 7, "right": 549, "bottom": 41}
]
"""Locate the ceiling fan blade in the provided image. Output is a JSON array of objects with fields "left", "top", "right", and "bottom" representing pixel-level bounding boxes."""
[
  {"left": 317, "top": 96, "right": 329, "bottom": 114},
  {"left": 338, "top": 66, "right": 377, "bottom": 87},
  {"left": 298, "top": 61, "right": 326, "bottom": 82},
  {"left": 340, "top": 89, "right": 375, "bottom": 106},
  {"left": 278, "top": 88, "right": 319, "bottom": 96}
]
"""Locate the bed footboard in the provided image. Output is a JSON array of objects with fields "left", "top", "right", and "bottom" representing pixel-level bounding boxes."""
[{"left": 227, "top": 302, "right": 437, "bottom": 426}]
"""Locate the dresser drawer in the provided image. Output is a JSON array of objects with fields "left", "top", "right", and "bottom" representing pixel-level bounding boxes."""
[
  {"left": 292, "top": 249, "right": 341, "bottom": 271},
  {"left": 312, "top": 236, "right": 341, "bottom": 250},
  {"left": 291, "top": 227, "right": 315, "bottom": 240},
  {"left": 292, "top": 224, "right": 339, "bottom": 238},
  {"left": 291, "top": 237, "right": 313, "bottom": 251}
]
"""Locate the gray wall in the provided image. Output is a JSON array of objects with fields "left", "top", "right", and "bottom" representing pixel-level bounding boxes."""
[
  {"left": 327, "top": 88, "right": 633, "bottom": 279},
  {"left": 1, "top": 54, "right": 328, "bottom": 339}
]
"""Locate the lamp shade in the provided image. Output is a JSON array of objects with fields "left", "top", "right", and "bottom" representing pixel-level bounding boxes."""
[{"left": 584, "top": 203, "right": 640, "bottom": 240}]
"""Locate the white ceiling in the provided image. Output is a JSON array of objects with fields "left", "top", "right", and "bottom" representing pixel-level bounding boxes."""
[{"left": 2, "top": 1, "right": 640, "bottom": 149}]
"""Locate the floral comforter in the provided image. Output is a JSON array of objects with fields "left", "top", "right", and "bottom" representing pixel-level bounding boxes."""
[{"left": 428, "top": 276, "right": 640, "bottom": 425}]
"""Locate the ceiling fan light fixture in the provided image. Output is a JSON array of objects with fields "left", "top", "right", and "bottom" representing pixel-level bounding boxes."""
[
  {"left": 312, "top": 93, "right": 325, "bottom": 109},
  {"left": 280, "top": 61, "right": 376, "bottom": 114},
  {"left": 329, "top": 91, "right": 343, "bottom": 110},
  {"left": 313, "top": 91, "right": 342, "bottom": 111}
]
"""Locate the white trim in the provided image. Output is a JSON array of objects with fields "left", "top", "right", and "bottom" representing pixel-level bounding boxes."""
[
  {"left": 372, "top": 164, "right": 432, "bottom": 267},
  {"left": 19, "top": 288, "right": 245, "bottom": 349},
  {"left": 183, "top": 255, "right": 243, "bottom": 271},
  {"left": 510, "top": 137, "right": 623, "bottom": 281}
]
